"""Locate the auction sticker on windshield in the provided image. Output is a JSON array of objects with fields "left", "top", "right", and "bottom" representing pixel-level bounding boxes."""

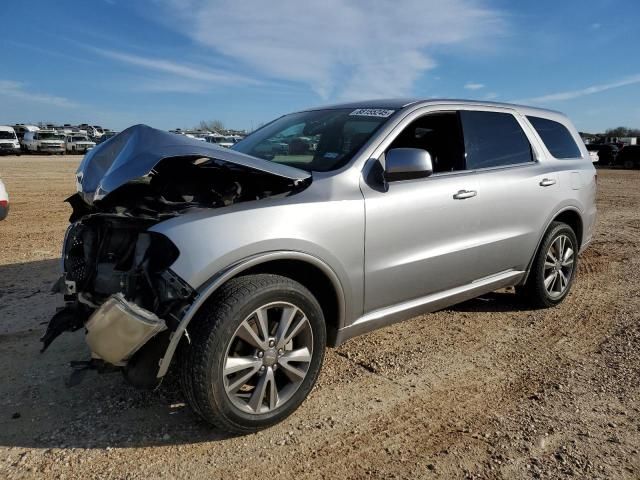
[{"left": 349, "top": 108, "right": 395, "bottom": 118}]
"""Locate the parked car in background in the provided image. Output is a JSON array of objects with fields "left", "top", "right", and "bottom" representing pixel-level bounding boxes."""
[
  {"left": 22, "top": 129, "right": 66, "bottom": 154},
  {"left": 203, "top": 135, "right": 236, "bottom": 147},
  {"left": 0, "top": 126, "right": 21, "bottom": 155},
  {"left": 615, "top": 145, "right": 640, "bottom": 169},
  {"left": 185, "top": 133, "right": 206, "bottom": 142},
  {"left": 78, "top": 124, "right": 104, "bottom": 139},
  {"left": 586, "top": 144, "right": 618, "bottom": 165},
  {"left": 95, "top": 131, "right": 118, "bottom": 144},
  {"left": 0, "top": 178, "right": 8, "bottom": 220},
  {"left": 13, "top": 124, "right": 40, "bottom": 149},
  {"left": 65, "top": 134, "right": 96, "bottom": 154},
  {"left": 44, "top": 100, "right": 596, "bottom": 433}
]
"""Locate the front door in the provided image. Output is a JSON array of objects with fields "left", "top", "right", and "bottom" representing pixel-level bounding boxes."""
[{"left": 361, "top": 111, "right": 485, "bottom": 314}]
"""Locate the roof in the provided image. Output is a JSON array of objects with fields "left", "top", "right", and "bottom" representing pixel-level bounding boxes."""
[
  {"left": 301, "top": 98, "right": 564, "bottom": 119},
  {"left": 305, "top": 98, "right": 421, "bottom": 111}
]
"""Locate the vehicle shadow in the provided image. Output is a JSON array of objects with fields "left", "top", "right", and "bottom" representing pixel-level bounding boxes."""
[
  {"left": 449, "top": 289, "right": 530, "bottom": 313},
  {"left": 0, "top": 259, "right": 233, "bottom": 449}
]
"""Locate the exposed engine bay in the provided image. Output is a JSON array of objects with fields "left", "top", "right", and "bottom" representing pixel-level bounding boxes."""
[{"left": 43, "top": 125, "right": 311, "bottom": 387}]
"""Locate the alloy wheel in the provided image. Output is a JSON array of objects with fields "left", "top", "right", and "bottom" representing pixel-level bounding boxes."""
[
  {"left": 222, "top": 302, "right": 313, "bottom": 414},
  {"left": 543, "top": 234, "right": 574, "bottom": 299}
]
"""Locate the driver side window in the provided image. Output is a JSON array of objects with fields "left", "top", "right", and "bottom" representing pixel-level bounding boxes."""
[{"left": 388, "top": 112, "right": 465, "bottom": 173}]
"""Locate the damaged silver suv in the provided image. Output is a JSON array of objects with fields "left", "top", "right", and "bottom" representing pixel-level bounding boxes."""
[{"left": 44, "top": 100, "right": 597, "bottom": 433}]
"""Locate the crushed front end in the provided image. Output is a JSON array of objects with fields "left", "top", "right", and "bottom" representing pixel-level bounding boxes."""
[
  {"left": 42, "top": 124, "right": 311, "bottom": 387},
  {"left": 44, "top": 210, "right": 195, "bottom": 387}
]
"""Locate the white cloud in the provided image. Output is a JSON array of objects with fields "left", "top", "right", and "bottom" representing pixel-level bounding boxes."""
[
  {"left": 514, "top": 74, "right": 640, "bottom": 104},
  {"left": 0, "top": 80, "right": 79, "bottom": 108},
  {"left": 464, "top": 82, "right": 485, "bottom": 90},
  {"left": 91, "top": 48, "right": 261, "bottom": 87},
  {"left": 151, "top": 0, "right": 504, "bottom": 100}
]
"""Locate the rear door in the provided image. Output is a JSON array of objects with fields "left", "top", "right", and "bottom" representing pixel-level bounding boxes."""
[{"left": 458, "top": 108, "right": 558, "bottom": 276}]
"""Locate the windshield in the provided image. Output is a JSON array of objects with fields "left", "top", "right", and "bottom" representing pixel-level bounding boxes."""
[
  {"left": 72, "top": 136, "right": 89, "bottom": 142},
  {"left": 0, "top": 131, "right": 16, "bottom": 140},
  {"left": 232, "top": 108, "right": 395, "bottom": 171},
  {"left": 39, "top": 132, "right": 65, "bottom": 140}
]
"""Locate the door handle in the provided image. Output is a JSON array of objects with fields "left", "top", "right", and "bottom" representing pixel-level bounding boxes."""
[
  {"left": 453, "top": 189, "right": 477, "bottom": 200},
  {"left": 539, "top": 178, "right": 556, "bottom": 187}
]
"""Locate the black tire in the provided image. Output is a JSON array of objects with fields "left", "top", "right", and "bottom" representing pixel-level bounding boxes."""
[
  {"left": 180, "top": 274, "right": 326, "bottom": 433},
  {"left": 517, "top": 221, "right": 578, "bottom": 308}
]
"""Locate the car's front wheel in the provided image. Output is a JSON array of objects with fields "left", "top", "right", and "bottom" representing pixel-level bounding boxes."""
[
  {"left": 180, "top": 274, "right": 326, "bottom": 433},
  {"left": 518, "top": 221, "right": 578, "bottom": 308}
]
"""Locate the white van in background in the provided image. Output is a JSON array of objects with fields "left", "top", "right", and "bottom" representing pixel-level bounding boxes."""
[
  {"left": 0, "top": 126, "right": 21, "bottom": 155},
  {"left": 65, "top": 134, "right": 96, "bottom": 154},
  {"left": 13, "top": 124, "right": 39, "bottom": 150},
  {"left": 78, "top": 124, "right": 104, "bottom": 139},
  {"left": 22, "top": 129, "right": 66, "bottom": 154}
]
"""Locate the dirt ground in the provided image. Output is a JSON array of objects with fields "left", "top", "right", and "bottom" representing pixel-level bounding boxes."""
[{"left": 0, "top": 155, "right": 638, "bottom": 479}]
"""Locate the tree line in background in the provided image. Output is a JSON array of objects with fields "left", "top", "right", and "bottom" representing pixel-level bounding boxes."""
[
  {"left": 193, "top": 121, "right": 640, "bottom": 138},
  {"left": 196, "top": 119, "right": 265, "bottom": 134},
  {"left": 197, "top": 119, "right": 226, "bottom": 132},
  {"left": 603, "top": 126, "right": 640, "bottom": 137}
]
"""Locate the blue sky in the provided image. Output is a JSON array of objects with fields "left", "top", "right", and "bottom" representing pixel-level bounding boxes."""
[{"left": 1, "top": 0, "right": 639, "bottom": 133}]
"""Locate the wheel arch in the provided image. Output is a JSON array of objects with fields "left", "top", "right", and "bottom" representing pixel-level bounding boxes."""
[
  {"left": 156, "top": 251, "right": 346, "bottom": 378},
  {"left": 520, "top": 206, "right": 583, "bottom": 285}
]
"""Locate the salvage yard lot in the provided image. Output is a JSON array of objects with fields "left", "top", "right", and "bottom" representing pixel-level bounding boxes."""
[{"left": 0, "top": 155, "right": 638, "bottom": 479}]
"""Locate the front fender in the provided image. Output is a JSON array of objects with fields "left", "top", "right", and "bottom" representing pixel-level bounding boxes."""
[
  {"left": 155, "top": 250, "right": 347, "bottom": 377},
  {"left": 150, "top": 195, "right": 365, "bottom": 377}
]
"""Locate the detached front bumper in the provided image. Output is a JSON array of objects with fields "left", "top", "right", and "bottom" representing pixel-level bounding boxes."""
[
  {"left": 85, "top": 293, "right": 167, "bottom": 365},
  {"left": 42, "top": 217, "right": 195, "bottom": 385}
]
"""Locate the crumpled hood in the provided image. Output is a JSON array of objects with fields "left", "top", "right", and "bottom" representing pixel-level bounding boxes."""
[{"left": 76, "top": 124, "right": 310, "bottom": 204}]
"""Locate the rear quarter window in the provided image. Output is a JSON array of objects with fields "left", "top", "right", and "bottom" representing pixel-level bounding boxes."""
[{"left": 527, "top": 116, "right": 582, "bottom": 159}]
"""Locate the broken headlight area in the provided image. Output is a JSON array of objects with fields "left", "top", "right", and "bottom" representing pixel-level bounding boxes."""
[{"left": 43, "top": 213, "right": 195, "bottom": 387}]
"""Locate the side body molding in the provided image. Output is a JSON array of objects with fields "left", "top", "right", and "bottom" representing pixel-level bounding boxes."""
[{"left": 156, "top": 250, "right": 346, "bottom": 378}]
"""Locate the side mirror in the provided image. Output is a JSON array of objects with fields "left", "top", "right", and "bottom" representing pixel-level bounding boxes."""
[{"left": 385, "top": 148, "right": 433, "bottom": 182}]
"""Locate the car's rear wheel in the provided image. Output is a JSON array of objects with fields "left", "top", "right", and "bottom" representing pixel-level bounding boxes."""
[
  {"left": 180, "top": 274, "right": 326, "bottom": 433},
  {"left": 517, "top": 221, "right": 578, "bottom": 308},
  {"left": 623, "top": 159, "right": 634, "bottom": 169}
]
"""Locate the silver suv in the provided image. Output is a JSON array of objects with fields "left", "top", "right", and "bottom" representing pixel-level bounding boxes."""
[{"left": 44, "top": 99, "right": 597, "bottom": 433}]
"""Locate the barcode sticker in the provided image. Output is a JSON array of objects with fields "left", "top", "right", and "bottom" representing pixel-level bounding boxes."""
[{"left": 349, "top": 108, "right": 395, "bottom": 118}]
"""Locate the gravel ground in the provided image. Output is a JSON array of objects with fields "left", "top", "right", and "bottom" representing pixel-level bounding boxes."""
[{"left": 0, "top": 156, "right": 638, "bottom": 479}]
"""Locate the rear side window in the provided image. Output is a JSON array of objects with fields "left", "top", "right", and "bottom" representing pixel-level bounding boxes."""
[
  {"left": 527, "top": 116, "right": 582, "bottom": 159},
  {"left": 460, "top": 111, "right": 533, "bottom": 169}
]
